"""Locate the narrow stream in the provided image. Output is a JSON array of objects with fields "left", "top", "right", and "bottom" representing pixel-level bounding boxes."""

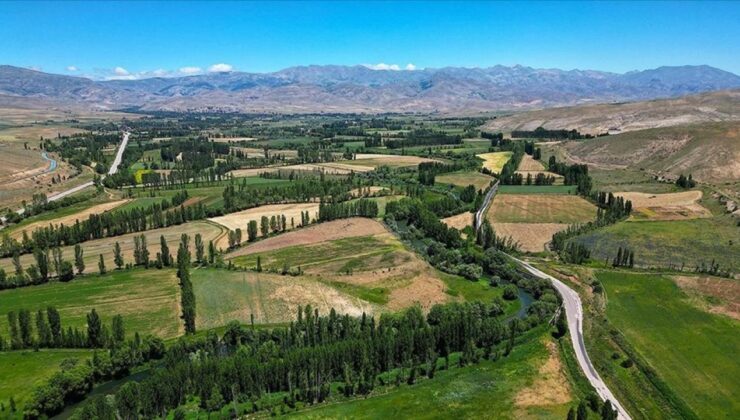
[{"left": 41, "top": 151, "right": 57, "bottom": 172}]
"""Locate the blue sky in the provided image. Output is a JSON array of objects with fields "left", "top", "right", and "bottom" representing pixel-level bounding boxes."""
[{"left": 1, "top": 1, "right": 738, "bottom": 79}]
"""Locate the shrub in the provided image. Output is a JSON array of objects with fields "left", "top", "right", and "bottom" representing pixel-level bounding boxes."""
[{"left": 503, "top": 284, "right": 518, "bottom": 300}]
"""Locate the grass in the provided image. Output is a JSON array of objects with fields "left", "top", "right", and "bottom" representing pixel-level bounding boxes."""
[
  {"left": 231, "top": 235, "right": 400, "bottom": 272},
  {"left": 0, "top": 349, "right": 93, "bottom": 408},
  {"left": 436, "top": 171, "right": 494, "bottom": 191},
  {"left": 289, "top": 328, "right": 571, "bottom": 419},
  {"left": 440, "top": 274, "right": 520, "bottom": 316},
  {"left": 573, "top": 216, "right": 740, "bottom": 272},
  {"left": 476, "top": 151, "right": 512, "bottom": 174},
  {"left": 598, "top": 271, "right": 740, "bottom": 418},
  {"left": 0, "top": 269, "right": 181, "bottom": 339},
  {"left": 498, "top": 185, "right": 577, "bottom": 194},
  {"left": 489, "top": 194, "right": 598, "bottom": 224}
]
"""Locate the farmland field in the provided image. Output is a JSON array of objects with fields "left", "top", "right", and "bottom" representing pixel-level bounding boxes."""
[
  {"left": 476, "top": 151, "right": 512, "bottom": 174},
  {"left": 487, "top": 194, "right": 598, "bottom": 224},
  {"left": 209, "top": 202, "right": 320, "bottom": 247},
  {"left": 292, "top": 330, "right": 572, "bottom": 419},
  {"left": 0, "top": 220, "right": 227, "bottom": 274},
  {"left": 0, "top": 349, "right": 93, "bottom": 408},
  {"left": 8, "top": 199, "right": 130, "bottom": 239},
  {"left": 493, "top": 223, "right": 568, "bottom": 253},
  {"left": 0, "top": 269, "right": 182, "bottom": 339},
  {"left": 441, "top": 212, "right": 474, "bottom": 231},
  {"left": 573, "top": 217, "right": 740, "bottom": 272},
  {"left": 436, "top": 171, "right": 494, "bottom": 190},
  {"left": 598, "top": 271, "right": 740, "bottom": 418},
  {"left": 517, "top": 154, "right": 546, "bottom": 171},
  {"left": 228, "top": 218, "right": 451, "bottom": 311},
  {"left": 614, "top": 190, "right": 712, "bottom": 221}
]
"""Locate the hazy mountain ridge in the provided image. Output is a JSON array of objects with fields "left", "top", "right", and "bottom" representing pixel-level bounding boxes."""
[{"left": 0, "top": 64, "right": 738, "bottom": 113}]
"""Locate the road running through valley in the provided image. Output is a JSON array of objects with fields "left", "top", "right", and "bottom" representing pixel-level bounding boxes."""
[{"left": 474, "top": 178, "right": 631, "bottom": 419}]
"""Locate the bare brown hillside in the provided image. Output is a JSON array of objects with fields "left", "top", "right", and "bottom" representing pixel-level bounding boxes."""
[
  {"left": 561, "top": 121, "right": 740, "bottom": 183},
  {"left": 484, "top": 90, "right": 740, "bottom": 135}
]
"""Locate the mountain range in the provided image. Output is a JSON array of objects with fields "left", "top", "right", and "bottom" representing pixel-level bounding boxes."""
[{"left": 1, "top": 64, "right": 739, "bottom": 113}]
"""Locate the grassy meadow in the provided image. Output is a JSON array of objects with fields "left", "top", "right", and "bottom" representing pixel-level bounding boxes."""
[{"left": 598, "top": 271, "right": 740, "bottom": 418}]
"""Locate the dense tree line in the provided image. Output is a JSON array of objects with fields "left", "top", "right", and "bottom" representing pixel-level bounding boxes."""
[
  {"left": 511, "top": 127, "right": 596, "bottom": 140},
  {"left": 222, "top": 177, "right": 357, "bottom": 213},
  {"left": 612, "top": 246, "right": 635, "bottom": 268},
  {"left": 70, "top": 301, "right": 546, "bottom": 419},
  {"left": 547, "top": 156, "right": 592, "bottom": 195},
  {"left": 318, "top": 199, "right": 379, "bottom": 222},
  {"left": 2, "top": 306, "right": 136, "bottom": 351},
  {"left": 0, "top": 191, "right": 193, "bottom": 259}
]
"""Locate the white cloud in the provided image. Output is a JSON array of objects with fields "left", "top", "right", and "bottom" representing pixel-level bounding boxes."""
[
  {"left": 114, "top": 66, "right": 129, "bottom": 76},
  {"left": 66, "top": 66, "right": 78, "bottom": 72},
  {"left": 405, "top": 63, "right": 416, "bottom": 71},
  {"left": 179, "top": 66, "right": 203, "bottom": 75},
  {"left": 150, "top": 69, "right": 169, "bottom": 77},
  {"left": 364, "top": 63, "right": 401, "bottom": 71},
  {"left": 208, "top": 63, "right": 233, "bottom": 73}
]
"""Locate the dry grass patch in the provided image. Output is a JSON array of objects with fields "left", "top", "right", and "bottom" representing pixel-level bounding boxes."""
[
  {"left": 0, "top": 144, "right": 47, "bottom": 181},
  {"left": 492, "top": 223, "right": 567, "bottom": 253},
  {"left": 476, "top": 151, "right": 512, "bottom": 174},
  {"left": 514, "top": 339, "right": 572, "bottom": 408},
  {"left": 442, "top": 212, "right": 474, "bottom": 231},
  {"left": 0, "top": 221, "right": 226, "bottom": 275},
  {"left": 9, "top": 199, "right": 130, "bottom": 239},
  {"left": 517, "top": 154, "right": 546, "bottom": 171},
  {"left": 673, "top": 275, "right": 740, "bottom": 320},
  {"left": 488, "top": 194, "right": 597, "bottom": 224},
  {"left": 345, "top": 154, "right": 439, "bottom": 168},
  {"left": 616, "top": 190, "right": 712, "bottom": 221}
]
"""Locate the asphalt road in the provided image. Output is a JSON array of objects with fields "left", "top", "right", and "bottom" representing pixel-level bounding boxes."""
[
  {"left": 513, "top": 257, "right": 632, "bottom": 420},
  {"left": 475, "top": 177, "right": 631, "bottom": 419}
]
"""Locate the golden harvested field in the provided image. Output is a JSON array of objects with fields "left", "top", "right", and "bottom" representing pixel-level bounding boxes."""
[
  {"left": 209, "top": 202, "right": 320, "bottom": 247},
  {"left": 492, "top": 223, "right": 568, "bottom": 253},
  {"left": 227, "top": 218, "right": 450, "bottom": 311},
  {"left": 517, "top": 154, "right": 546, "bottom": 171},
  {"left": 477, "top": 151, "right": 512, "bottom": 174},
  {"left": 9, "top": 199, "right": 130, "bottom": 239},
  {"left": 229, "top": 162, "right": 373, "bottom": 177},
  {"left": 343, "top": 154, "right": 439, "bottom": 168},
  {"left": 441, "top": 212, "right": 474, "bottom": 231},
  {"left": 514, "top": 339, "right": 572, "bottom": 409},
  {"left": 0, "top": 144, "right": 47, "bottom": 180},
  {"left": 488, "top": 194, "right": 598, "bottom": 224},
  {"left": 436, "top": 171, "right": 494, "bottom": 191},
  {"left": 0, "top": 221, "right": 227, "bottom": 275},
  {"left": 615, "top": 190, "right": 712, "bottom": 221},
  {"left": 0, "top": 125, "right": 86, "bottom": 143}
]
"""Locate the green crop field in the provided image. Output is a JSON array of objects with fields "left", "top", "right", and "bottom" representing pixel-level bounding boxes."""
[
  {"left": 598, "top": 271, "right": 740, "bottom": 418},
  {"left": 498, "top": 185, "right": 577, "bottom": 194},
  {"left": 289, "top": 329, "right": 571, "bottom": 419},
  {"left": 574, "top": 216, "right": 740, "bottom": 272},
  {"left": 0, "top": 269, "right": 182, "bottom": 340},
  {"left": 0, "top": 349, "right": 93, "bottom": 408}
]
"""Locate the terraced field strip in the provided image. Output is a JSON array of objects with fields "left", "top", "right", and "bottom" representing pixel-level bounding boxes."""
[{"left": 9, "top": 199, "right": 131, "bottom": 239}]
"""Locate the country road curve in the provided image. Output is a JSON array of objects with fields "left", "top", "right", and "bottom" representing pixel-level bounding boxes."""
[
  {"left": 2, "top": 132, "right": 130, "bottom": 222},
  {"left": 511, "top": 257, "right": 631, "bottom": 420},
  {"left": 473, "top": 175, "right": 631, "bottom": 419}
]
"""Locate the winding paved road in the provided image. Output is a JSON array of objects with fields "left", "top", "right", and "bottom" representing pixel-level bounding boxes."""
[
  {"left": 475, "top": 176, "right": 631, "bottom": 419},
  {"left": 3, "top": 132, "right": 129, "bottom": 220}
]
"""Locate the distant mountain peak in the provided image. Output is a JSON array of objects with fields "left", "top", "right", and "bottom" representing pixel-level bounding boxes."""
[{"left": 0, "top": 64, "right": 737, "bottom": 113}]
